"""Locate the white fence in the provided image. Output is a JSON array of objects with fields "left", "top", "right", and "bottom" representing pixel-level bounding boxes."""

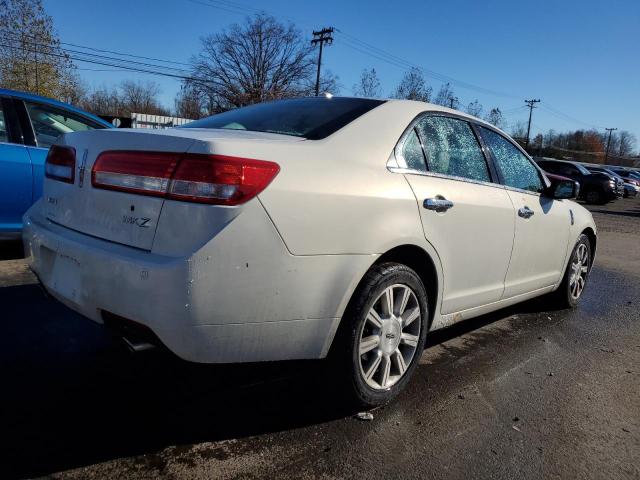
[{"left": 131, "top": 113, "right": 194, "bottom": 129}]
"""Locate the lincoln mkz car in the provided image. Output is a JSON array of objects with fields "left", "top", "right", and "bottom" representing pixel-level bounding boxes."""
[{"left": 23, "top": 97, "right": 596, "bottom": 406}]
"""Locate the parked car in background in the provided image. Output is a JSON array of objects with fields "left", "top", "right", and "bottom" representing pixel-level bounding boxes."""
[
  {"left": 0, "top": 89, "right": 111, "bottom": 238},
  {"left": 536, "top": 158, "right": 617, "bottom": 204},
  {"left": 611, "top": 167, "right": 640, "bottom": 189},
  {"left": 23, "top": 97, "right": 597, "bottom": 407},
  {"left": 585, "top": 165, "right": 636, "bottom": 198}
]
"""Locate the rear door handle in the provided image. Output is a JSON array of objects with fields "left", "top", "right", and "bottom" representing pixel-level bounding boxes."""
[
  {"left": 423, "top": 197, "right": 454, "bottom": 212},
  {"left": 518, "top": 206, "right": 534, "bottom": 219}
]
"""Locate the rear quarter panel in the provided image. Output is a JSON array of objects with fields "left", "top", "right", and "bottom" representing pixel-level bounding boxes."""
[{"left": 257, "top": 101, "right": 431, "bottom": 256}]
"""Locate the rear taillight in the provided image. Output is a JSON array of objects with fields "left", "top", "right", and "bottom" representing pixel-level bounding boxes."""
[
  {"left": 92, "top": 151, "right": 279, "bottom": 206},
  {"left": 167, "top": 154, "right": 280, "bottom": 205},
  {"left": 45, "top": 145, "right": 76, "bottom": 183},
  {"left": 92, "top": 151, "right": 178, "bottom": 198}
]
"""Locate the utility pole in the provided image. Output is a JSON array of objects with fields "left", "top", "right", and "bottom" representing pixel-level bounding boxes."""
[
  {"left": 311, "top": 27, "right": 334, "bottom": 96},
  {"left": 449, "top": 96, "right": 458, "bottom": 109},
  {"left": 604, "top": 127, "right": 617, "bottom": 164},
  {"left": 524, "top": 99, "right": 541, "bottom": 147}
]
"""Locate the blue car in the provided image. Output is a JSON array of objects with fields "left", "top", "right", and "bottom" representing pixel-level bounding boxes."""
[{"left": 0, "top": 89, "right": 112, "bottom": 238}]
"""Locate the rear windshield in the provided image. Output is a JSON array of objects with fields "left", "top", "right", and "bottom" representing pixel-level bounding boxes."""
[{"left": 182, "top": 97, "right": 385, "bottom": 140}]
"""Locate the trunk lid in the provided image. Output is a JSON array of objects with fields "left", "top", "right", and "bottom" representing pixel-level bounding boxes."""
[{"left": 42, "top": 128, "right": 301, "bottom": 251}]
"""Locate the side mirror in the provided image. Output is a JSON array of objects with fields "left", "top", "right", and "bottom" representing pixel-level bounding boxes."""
[{"left": 544, "top": 177, "right": 579, "bottom": 200}]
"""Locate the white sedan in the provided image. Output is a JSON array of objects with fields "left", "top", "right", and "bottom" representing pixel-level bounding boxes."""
[{"left": 23, "top": 97, "right": 596, "bottom": 406}]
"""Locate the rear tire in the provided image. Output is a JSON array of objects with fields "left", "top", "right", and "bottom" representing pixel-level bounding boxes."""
[
  {"left": 331, "top": 262, "right": 428, "bottom": 408},
  {"left": 545, "top": 234, "right": 591, "bottom": 309}
]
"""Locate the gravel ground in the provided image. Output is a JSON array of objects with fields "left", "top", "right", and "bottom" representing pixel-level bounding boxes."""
[{"left": 0, "top": 198, "right": 638, "bottom": 480}]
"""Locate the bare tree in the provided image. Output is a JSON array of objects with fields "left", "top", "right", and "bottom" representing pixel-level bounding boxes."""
[
  {"left": 617, "top": 131, "right": 637, "bottom": 157},
  {"left": 119, "top": 80, "right": 168, "bottom": 115},
  {"left": 0, "top": 0, "right": 79, "bottom": 99},
  {"left": 79, "top": 85, "right": 121, "bottom": 116},
  {"left": 484, "top": 107, "right": 504, "bottom": 129},
  {"left": 353, "top": 68, "right": 381, "bottom": 98},
  {"left": 465, "top": 99, "right": 482, "bottom": 117},
  {"left": 392, "top": 67, "right": 431, "bottom": 102},
  {"left": 189, "top": 14, "right": 317, "bottom": 110},
  {"left": 433, "top": 83, "right": 458, "bottom": 108},
  {"left": 78, "top": 81, "right": 168, "bottom": 117},
  {"left": 175, "top": 84, "right": 205, "bottom": 119},
  {"left": 511, "top": 121, "right": 527, "bottom": 140},
  {"left": 303, "top": 69, "right": 340, "bottom": 97}
]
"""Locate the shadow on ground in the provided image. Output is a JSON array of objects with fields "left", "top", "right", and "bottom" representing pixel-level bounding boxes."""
[
  {"left": 0, "top": 274, "right": 580, "bottom": 480},
  {"left": 0, "top": 240, "right": 24, "bottom": 261},
  {"left": 589, "top": 206, "right": 640, "bottom": 218}
]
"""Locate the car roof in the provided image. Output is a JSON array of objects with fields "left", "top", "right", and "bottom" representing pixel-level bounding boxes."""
[
  {"left": 300, "top": 96, "right": 509, "bottom": 136},
  {"left": 536, "top": 158, "right": 578, "bottom": 165},
  {"left": 0, "top": 88, "right": 112, "bottom": 128}
]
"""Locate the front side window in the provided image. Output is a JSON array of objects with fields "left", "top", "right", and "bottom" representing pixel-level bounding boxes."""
[
  {"left": 480, "top": 127, "right": 543, "bottom": 193},
  {"left": 415, "top": 116, "right": 491, "bottom": 183},
  {"left": 25, "top": 101, "right": 101, "bottom": 148}
]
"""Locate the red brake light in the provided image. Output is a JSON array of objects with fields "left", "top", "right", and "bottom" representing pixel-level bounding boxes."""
[
  {"left": 45, "top": 145, "right": 76, "bottom": 183},
  {"left": 91, "top": 151, "right": 280, "bottom": 206},
  {"left": 168, "top": 154, "right": 280, "bottom": 205}
]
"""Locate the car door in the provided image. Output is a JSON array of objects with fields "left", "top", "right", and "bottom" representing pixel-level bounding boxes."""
[
  {"left": 478, "top": 127, "right": 571, "bottom": 298},
  {"left": 20, "top": 99, "right": 104, "bottom": 201},
  {"left": 0, "top": 97, "right": 33, "bottom": 235},
  {"left": 397, "top": 114, "right": 515, "bottom": 314}
]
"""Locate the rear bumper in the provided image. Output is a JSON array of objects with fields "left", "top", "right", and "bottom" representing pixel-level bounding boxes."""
[{"left": 23, "top": 202, "right": 373, "bottom": 363}]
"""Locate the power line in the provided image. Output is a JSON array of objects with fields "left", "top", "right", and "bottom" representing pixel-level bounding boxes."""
[
  {"left": 0, "top": 30, "right": 191, "bottom": 67},
  {"left": 0, "top": 7, "right": 619, "bottom": 135},
  {"left": 0, "top": 41, "right": 212, "bottom": 86},
  {"left": 335, "top": 29, "right": 522, "bottom": 100},
  {"left": 0, "top": 35, "right": 191, "bottom": 74},
  {"left": 539, "top": 102, "right": 604, "bottom": 130}
]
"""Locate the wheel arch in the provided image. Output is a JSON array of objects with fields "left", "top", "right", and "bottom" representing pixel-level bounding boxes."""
[
  {"left": 581, "top": 227, "right": 597, "bottom": 269},
  {"left": 372, "top": 245, "right": 439, "bottom": 329},
  {"left": 325, "top": 243, "right": 442, "bottom": 359}
]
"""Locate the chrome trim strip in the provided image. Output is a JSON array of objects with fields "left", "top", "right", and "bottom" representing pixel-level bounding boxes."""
[
  {"left": 502, "top": 185, "right": 542, "bottom": 197},
  {"left": 388, "top": 165, "right": 505, "bottom": 189}
]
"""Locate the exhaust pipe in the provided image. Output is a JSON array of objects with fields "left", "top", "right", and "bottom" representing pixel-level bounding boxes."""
[{"left": 121, "top": 336, "right": 156, "bottom": 353}]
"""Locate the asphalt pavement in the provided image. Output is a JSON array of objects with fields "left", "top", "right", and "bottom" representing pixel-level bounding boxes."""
[{"left": 0, "top": 199, "right": 638, "bottom": 479}]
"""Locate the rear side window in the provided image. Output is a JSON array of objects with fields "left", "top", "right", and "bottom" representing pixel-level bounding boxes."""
[
  {"left": 398, "top": 129, "right": 427, "bottom": 171},
  {"left": 182, "top": 97, "right": 384, "bottom": 140},
  {"left": 25, "top": 101, "right": 102, "bottom": 148},
  {"left": 480, "top": 127, "right": 543, "bottom": 193},
  {"left": 415, "top": 116, "right": 491, "bottom": 183}
]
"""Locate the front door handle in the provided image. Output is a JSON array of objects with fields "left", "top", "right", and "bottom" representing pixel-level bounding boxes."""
[
  {"left": 423, "top": 197, "right": 454, "bottom": 212},
  {"left": 518, "top": 206, "right": 535, "bottom": 219}
]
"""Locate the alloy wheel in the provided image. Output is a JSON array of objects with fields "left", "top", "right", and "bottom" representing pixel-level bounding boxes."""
[
  {"left": 569, "top": 243, "right": 589, "bottom": 300},
  {"left": 358, "top": 284, "right": 421, "bottom": 390}
]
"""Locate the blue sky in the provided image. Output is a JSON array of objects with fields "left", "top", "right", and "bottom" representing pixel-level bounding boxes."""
[{"left": 45, "top": 0, "right": 640, "bottom": 147}]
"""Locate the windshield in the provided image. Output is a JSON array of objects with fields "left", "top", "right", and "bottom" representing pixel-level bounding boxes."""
[
  {"left": 182, "top": 97, "right": 385, "bottom": 140},
  {"left": 574, "top": 163, "right": 591, "bottom": 175}
]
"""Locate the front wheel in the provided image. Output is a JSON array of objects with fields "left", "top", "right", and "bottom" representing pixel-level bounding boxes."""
[
  {"left": 547, "top": 234, "right": 592, "bottom": 308},
  {"left": 332, "top": 263, "right": 428, "bottom": 408}
]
